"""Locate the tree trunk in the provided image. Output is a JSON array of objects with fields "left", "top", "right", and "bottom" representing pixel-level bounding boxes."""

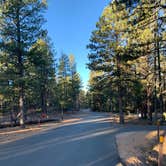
[
  {"left": 16, "top": 5, "right": 25, "bottom": 128},
  {"left": 76, "top": 94, "right": 79, "bottom": 111},
  {"left": 157, "top": 40, "right": 164, "bottom": 114},
  {"left": 163, "top": 74, "right": 166, "bottom": 112},
  {"left": 41, "top": 88, "right": 47, "bottom": 113},
  {"left": 147, "top": 90, "right": 152, "bottom": 122},
  {"left": 19, "top": 87, "right": 25, "bottom": 127},
  {"left": 147, "top": 99, "right": 152, "bottom": 121},
  {"left": 154, "top": 52, "right": 157, "bottom": 122},
  {"left": 119, "top": 91, "right": 124, "bottom": 124},
  {"left": 117, "top": 55, "right": 124, "bottom": 124}
]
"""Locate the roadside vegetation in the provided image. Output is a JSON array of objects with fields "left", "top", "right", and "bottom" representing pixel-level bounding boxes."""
[
  {"left": 0, "top": 0, "right": 166, "bottom": 127},
  {"left": 87, "top": 0, "right": 166, "bottom": 124},
  {"left": 0, "top": 0, "right": 84, "bottom": 127}
]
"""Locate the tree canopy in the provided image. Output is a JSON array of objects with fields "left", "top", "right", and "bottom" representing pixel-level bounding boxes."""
[{"left": 87, "top": 0, "right": 166, "bottom": 123}]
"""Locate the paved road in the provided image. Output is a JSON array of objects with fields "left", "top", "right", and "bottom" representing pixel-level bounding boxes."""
[{"left": 0, "top": 110, "right": 158, "bottom": 166}]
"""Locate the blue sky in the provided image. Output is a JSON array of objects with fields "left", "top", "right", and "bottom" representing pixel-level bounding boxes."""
[{"left": 45, "top": 0, "right": 110, "bottom": 89}]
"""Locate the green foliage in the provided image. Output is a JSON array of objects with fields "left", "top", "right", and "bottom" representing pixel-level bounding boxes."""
[
  {"left": 27, "top": 38, "right": 56, "bottom": 112},
  {"left": 0, "top": 0, "right": 47, "bottom": 118},
  {"left": 57, "top": 53, "right": 81, "bottom": 111},
  {"left": 87, "top": 0, "right": 166, "bottom": 123},
  {"left": 79, "top": 90, "right": 89, "bottom": 109}
]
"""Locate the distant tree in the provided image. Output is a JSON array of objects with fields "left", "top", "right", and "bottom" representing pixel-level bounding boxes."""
[
  {"left": 57, "top": 53, "right": 81, "bottom": 113},
  {"left": 79, "top": 90, "right": 89, "bottom": 109},
  {"left": 28, "top": 38, "right": 56, "bottom": 113},
  {"left": 69, "top": 55, "right": 81, "bottom": 111},
  {"left": 57, "top": 53, "right": 70, "bottom": 113}
]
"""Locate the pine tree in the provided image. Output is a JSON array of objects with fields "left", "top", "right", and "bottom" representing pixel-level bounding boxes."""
[
  {"left": 87, "top": 0, "right": 166, "bottom": 124},
  {"left": 57, "top": 53, "right": 70, "bottom": 116},
  {"left": 28, "top": 37, "right": 56, "bottom": 114},
  {"left": 88, "top": 1, "right": 129, "bottom": 123},
  {"left": 0, "top": 0, "right": 47, "bottom": 126},
  {"left": 69, "top": 55, "right": 81, "bottom": 111},
  {"left": 57, "top": 53, "right": 81, "bottom": 114}
]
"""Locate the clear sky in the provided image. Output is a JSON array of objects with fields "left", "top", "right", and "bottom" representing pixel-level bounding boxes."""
[{"left": 45, "top": 0, "right": 110, "bottom": 89}]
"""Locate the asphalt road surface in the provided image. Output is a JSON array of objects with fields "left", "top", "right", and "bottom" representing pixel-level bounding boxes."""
[{"left": 0, "top": 110, "right": 157, "bottom": 166}]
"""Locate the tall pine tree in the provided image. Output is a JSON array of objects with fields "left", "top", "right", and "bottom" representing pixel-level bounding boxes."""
[{"left": 0, "top": 0, "right": 47, "bottom": 126}]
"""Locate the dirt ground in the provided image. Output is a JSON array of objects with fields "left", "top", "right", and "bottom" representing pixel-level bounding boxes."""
[{"left": 116, "top": 131, "right": 166, "bottom": 166}]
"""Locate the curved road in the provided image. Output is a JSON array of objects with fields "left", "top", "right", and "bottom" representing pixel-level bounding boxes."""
[{"left": 0, "top": 110, "right": 157, "bottom": 166}]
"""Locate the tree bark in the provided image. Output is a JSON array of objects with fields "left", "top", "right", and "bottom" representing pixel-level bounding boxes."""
[
  {"left": 154, "top": 51, "right": 157, "bottom": 122},
  {"left": 117, "top": 55, "right": 124, "bottom": 124},
  {"left": 19, "top": 88, "right": 25, "bottom": 127},
  {"left": 41, "top": 89, "right": 47, "bottom": 113},
  {"left": 157, "top": 40, "right": 164, "bottom": 114},
  {"left": 147, "top": 87, "right": 152, "bottom": 122},
  {"left": 16, "top": 4, "right": 25, "bottom": 128}
]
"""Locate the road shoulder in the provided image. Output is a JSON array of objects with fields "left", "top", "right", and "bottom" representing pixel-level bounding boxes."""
[
  {"left": 116, "top": 131, "right": 166, "bottom": 166},
  {"left": 0, "top": 114, "right": 81, "bottom": 145}
]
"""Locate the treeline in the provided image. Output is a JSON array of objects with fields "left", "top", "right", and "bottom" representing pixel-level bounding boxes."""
[
  {"left": 0, "top": 0, "right": 82, "bottom": 126},
  {"left": 87, "top": 0, "right": 166, "bottom": 123}
]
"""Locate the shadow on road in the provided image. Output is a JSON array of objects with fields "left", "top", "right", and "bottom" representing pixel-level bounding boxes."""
[{"left": 0, "top": 111, "right": 161, "bottom": 166}]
